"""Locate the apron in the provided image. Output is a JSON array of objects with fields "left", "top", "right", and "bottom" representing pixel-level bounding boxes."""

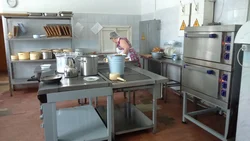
[{"left": 116, "top": 38, "right": 141, "bottom": 67}]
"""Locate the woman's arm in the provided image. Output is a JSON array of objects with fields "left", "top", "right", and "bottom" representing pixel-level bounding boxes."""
[{"left": 119, "top": 40, "right": 130, "bottom": 55}]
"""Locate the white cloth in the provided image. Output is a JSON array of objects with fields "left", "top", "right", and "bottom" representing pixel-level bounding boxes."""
[{"left": 116, "top": 48, "right": 131, "bottom": 61}]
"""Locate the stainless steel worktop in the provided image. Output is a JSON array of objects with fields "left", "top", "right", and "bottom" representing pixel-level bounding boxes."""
[
  {"left": 34, "top": 61, "right": 138, "bottom": 74},
  {"left": 141, "top": 57, "right": 183, "bottom": 67},
  {"left": 99, "top": 67, "right": 160, "bottom": 89},
  {"left": 38, "top": 65, "right": 168, "bottom": 95},
  {"left": 38, "top": 75, "right": 109, "bottom": 95}
]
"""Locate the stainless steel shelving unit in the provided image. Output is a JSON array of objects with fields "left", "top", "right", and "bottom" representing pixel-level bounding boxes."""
[
  {"left": 7, "top": 36, "right": 72, "bottom": 41},
  {"left": 11, "top": 59, "right": 56, "bottom": 63},
  {"left": 1, "top": 15, "right": 73, "bottom": 96}
]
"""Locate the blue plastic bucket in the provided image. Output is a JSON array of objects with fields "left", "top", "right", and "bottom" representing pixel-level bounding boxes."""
[{"left": 107, "top": 54, "right": 125, "bottom": 75}]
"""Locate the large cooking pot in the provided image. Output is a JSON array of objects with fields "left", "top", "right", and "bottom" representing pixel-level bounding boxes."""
[
  {"left": 79, "top": 55, "right": 98, "bottom": 76},
  {"left": 41, "top": 50, "right": 53, "bottom": 60}
]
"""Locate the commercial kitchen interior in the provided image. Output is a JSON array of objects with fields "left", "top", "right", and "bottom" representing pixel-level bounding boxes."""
[{"left": 0, "top": 0, "right": 250, "bottom": 141}]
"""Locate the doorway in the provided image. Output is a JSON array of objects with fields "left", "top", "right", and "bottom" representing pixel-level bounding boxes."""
[{"left": 0, "top": 16, "right": 8, "bottom": 84}]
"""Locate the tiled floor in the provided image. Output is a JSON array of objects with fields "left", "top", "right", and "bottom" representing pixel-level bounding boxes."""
[
  {"left": 0, "top": 86, "right": 224, "bottom": 141},
  {"left": 0, "top": 72, "right": 8, "bottom": 84}
]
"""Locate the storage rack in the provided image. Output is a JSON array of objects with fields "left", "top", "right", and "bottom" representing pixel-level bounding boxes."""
[{"left": 1, "top": 15, "right": 73, "bottom": 96}]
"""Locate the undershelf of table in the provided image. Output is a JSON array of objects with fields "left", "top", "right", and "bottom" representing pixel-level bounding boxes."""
[
  {"left": 96, "top": 103, "right": 153, "bottom": 135},
  {"left": 57, "top": 105, "right": 109, "bottom": 141}
]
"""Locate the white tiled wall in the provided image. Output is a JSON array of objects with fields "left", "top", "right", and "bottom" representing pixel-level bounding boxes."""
[
  {"left": 73, "top": 13, "right": 140, "bottom": 53},
  {"left": 141, "top": 6, "right": 184, "bottom": 52},
  {"left": 214, "top": 0, "right": 249, "bottom": 24},
  {"left": 141, "top": 0, "right": 249, "bottom": 53},
  {"left": 2, "top": 0, "right": 141, "bottom": 15}
]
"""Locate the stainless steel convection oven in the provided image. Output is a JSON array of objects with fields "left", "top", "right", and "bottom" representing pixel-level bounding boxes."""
[{"left": 181, "top": 25, "right": 243, "bottom": 141}]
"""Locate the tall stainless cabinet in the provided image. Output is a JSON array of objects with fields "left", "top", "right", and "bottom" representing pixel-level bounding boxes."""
[
  {"left": 182, "top": 25, "right": 243, "bottom": 141},
  {"left": 139, "top": 20, "right": 161, "bottom": 54},
  {"left": 139, "top": 20, "right": 161, "bottom": 74}
]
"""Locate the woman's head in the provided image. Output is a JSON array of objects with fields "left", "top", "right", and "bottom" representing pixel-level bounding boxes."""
[{"left": 110, "top": 31, "right": 120, "bottom": 43}]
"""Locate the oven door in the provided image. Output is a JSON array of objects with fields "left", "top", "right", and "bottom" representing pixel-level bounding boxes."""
[
  {"left": 182, "top": 63, "right": 220, "bottom": 99},
  {"left": 184, "top": 32, "right": 223, "bottom": 63}
]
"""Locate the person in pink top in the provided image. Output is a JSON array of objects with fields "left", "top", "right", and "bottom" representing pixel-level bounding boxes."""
[{"left": 109, "top": 31, "right": 141, "bottom": 67}]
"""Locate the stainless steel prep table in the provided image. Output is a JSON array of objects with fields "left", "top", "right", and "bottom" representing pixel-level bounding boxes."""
[
  {"left": 97, "top": 66, "right": 168, "bottom": 136},
  {"left": 37, "top": 75, "right": 113, "bottom": 141},
  {"left": 140, "top": 57, "right": 183, "bottom": 101}
]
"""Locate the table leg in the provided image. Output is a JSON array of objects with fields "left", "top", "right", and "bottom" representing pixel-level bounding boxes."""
[
  {"left": 107, "top": 95, "right": 113, "bottom": 141},
  {"left": 160, "top": 63, "right": 164, "bottom": 99},
  {"left": 164, "top": 84, "right": 167, "bottom": 103},
  {"left": 89, "top": 97, "right": 92, "bottom": 106},
  {"left": 127, "top": 91, "right": 131, "bottom": 118},
  {"left": 133, "top": 91, "right": 136, "bottom": 105},
  {"left": 182, "top": 92, "right": 187, "bottom": 123},
  {"left": 95, "top": 97, "right": 98, "bottom": 107},
  {"left": 123, "top": 92, "right": 127, "bottom": 99},
  {"left": 142, "top": 58, "right": 145, "bottom": 69},
  {"left": 193, "top": 97, "right": 199, "bottom": 119},
  {"left": 42, "top": 102, "right": 57, "bottom": 141},
  {"left": 128, "top": 91, "right": 131, "bottom": 103},
  {"left": 152, "top": 85, "right": 158, "bottom": 133}
]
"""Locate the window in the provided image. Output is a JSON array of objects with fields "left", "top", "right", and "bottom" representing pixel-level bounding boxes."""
[{"left": 99, "top": 26, "right": 132, "bottom": 53}]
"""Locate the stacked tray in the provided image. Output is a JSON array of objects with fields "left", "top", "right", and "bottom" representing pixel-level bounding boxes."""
[{"left": 43, "top": 24, "right": 72, "bottom": 37}]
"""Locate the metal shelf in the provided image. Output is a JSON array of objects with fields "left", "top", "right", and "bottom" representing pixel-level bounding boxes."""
[
  {"left": 12, "top": 78, "right": 38, "bottom": 85},
  {"left": 57, "top": 105, "right": 109, "bottom": 141},
  {"left": 3, "top": 16, "right": 72, "bottom": 20},
  {"left": 11, "top": 59, "right": 56, "bottom": 63},
  {"left": 96, "top": 103, "right": 153, "bottom": 135},
  {"left": 7, "top": 36, "right": 72, "bottom": 41}
]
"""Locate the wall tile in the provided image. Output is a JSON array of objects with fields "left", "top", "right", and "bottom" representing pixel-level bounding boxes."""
[{"left": 72, "top": 13, "right": 140, "bottom": 53}]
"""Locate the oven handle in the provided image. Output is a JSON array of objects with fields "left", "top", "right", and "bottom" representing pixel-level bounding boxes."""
[
  {"left": 185, "top": 33, "right": 217, "bottom": 38},
  {"left": 184, "top": 64, "right": 215, "bottom": 75}
]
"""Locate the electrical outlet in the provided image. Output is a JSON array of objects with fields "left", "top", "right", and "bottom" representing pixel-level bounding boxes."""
[{"left": 242, "top": 45, "right": 250, "bottom": 52}]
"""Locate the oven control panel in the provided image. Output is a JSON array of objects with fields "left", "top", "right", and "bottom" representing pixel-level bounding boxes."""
[
  {"left": 222, "top": 33, "right": 233, "bottom": 64},
  {"left": 219, "top": 72, "right": 231, "bottom": 102}
]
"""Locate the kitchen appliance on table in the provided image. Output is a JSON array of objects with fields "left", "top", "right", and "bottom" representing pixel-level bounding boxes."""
[
  {"left": 79, "top": 55, "right": 99, "bottom": 76},
  {"left": 64, "top": 57, "right": 78, "bottom": 78},
  {"left": 182, "top": 25, "right": 243, "bottom": 141},
  {"left": 54, "top": 52, "right": 76, "bottom": 73}
]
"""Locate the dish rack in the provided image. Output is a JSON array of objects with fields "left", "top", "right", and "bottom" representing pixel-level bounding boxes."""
[{"left": 43, "top": 24, "right": 72, "bottom": 37}]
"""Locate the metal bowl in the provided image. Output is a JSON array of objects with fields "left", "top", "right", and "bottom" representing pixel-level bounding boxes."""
[{"left": 151, "top": 52, "right": 164, "bottom": 59}]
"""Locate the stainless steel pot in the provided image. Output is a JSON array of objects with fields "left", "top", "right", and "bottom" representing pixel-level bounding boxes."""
[
  {"left": 79, "top": 55, "right": 98, "bottom": 76},
  {"left": 42, "top": 51, "right": 53, "bottom": 59},
  {"left": 151, "top": 52, "right": 163, "bottom": 59}
]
